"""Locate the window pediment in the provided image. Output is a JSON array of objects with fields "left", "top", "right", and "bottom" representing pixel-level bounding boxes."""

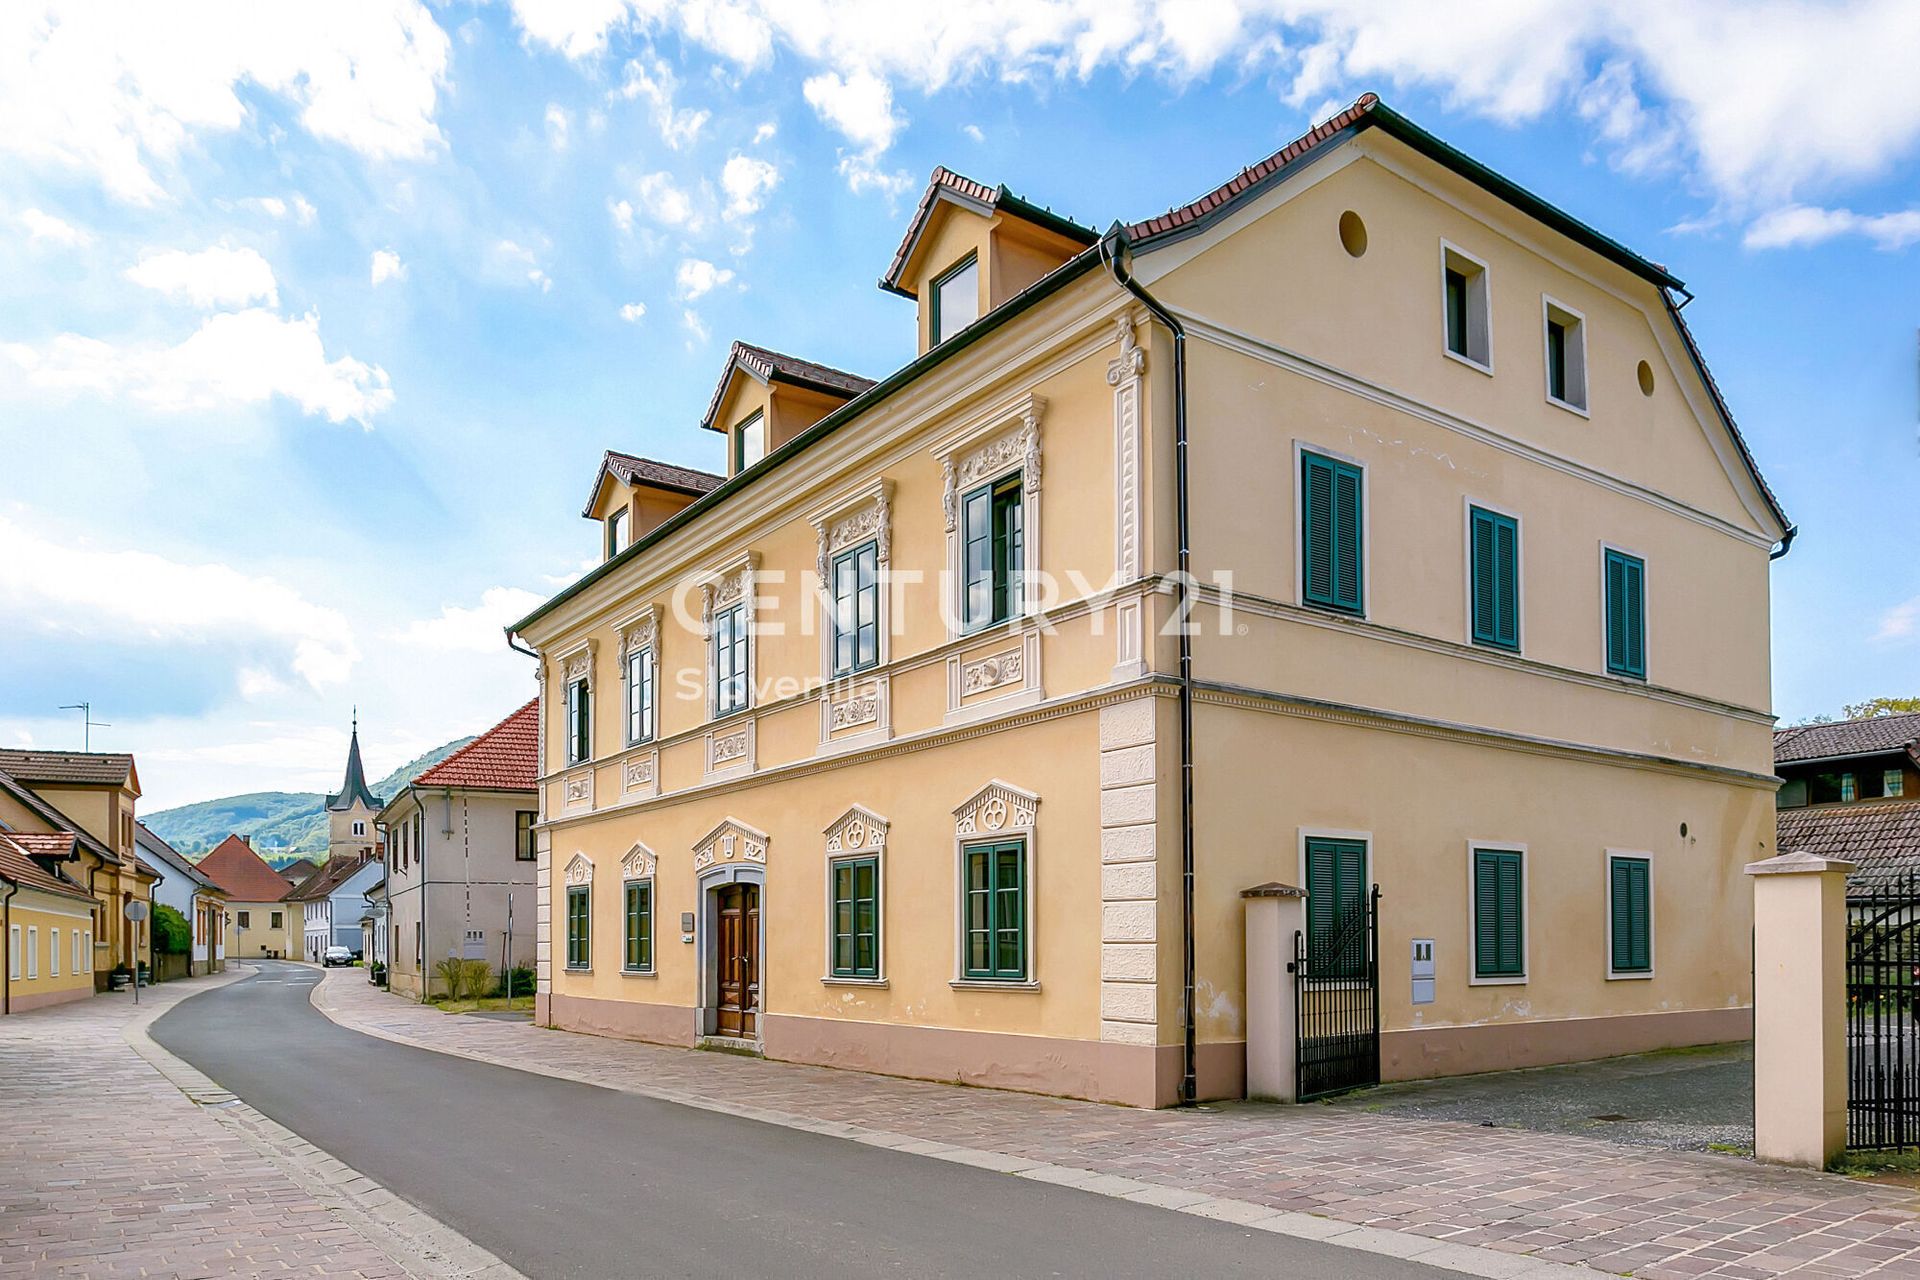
[
  {"left": 618, "top": 605, "right": 659, "bottom": 655},
  {"left": 564, "top": 852, "right": 593, "bottom": 886},
  {"left": 935, "top": 392, "right": 1045, "bottom": 532},
  {"left": 953, "top": 780, "right": 1039, "bottom": 837},
  {"left": 621, "top": 841, "right": 656, "bottom": 879},
  {"left": 824, "top": 804, "right": 889, "bottom": 855}
]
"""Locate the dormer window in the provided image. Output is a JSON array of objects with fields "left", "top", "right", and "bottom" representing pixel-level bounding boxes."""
[
  {"left": 733, "top": 411, "right": 766, "bottom": 472},
  {"left": 605, "top": 507, "right": 629, "bottom": 560},
  {"left": 931, "top": 253, "right": 979, "bottom": 345}
]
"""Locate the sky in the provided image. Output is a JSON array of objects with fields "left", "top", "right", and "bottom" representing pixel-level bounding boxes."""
[{"left": 1, "top": 1, "right": 1916, "bottom": 809}]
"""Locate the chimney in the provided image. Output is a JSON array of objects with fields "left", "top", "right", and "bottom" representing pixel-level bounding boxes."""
[{"left": 241, "top": 835, "right": 251, "bottom": 848}]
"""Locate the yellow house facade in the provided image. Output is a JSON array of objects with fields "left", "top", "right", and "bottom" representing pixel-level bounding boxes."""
[
  {"left": 1, "top": 832, "right": 100, "bottom": 1013},
  {"left": 511, "top": 96, "right": 1788, "bottom": 1107}
]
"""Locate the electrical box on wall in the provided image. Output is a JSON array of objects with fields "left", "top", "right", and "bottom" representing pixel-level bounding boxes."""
[
  {"left": 681, "top": 911, "right": 696, "bottom": 943},
  {"left": 1411, "top": 938, "right": 1436, "bottom": 1005}
]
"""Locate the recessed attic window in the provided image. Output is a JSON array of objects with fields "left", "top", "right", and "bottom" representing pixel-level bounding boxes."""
[
  {"left": 1441, "top": 242, "right": 1491, "bottom": 371},
  {"left": 931, "top": 253, "right": 979, "bottom": 344}
]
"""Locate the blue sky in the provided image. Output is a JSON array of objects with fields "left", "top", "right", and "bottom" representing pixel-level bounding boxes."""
[{"left": 1, "top": 1, "right": 1916, "bottom": 806}]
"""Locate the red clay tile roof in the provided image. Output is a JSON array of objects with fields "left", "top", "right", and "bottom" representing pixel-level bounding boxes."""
[
  {"left": 1777, "top": 800, "right": 1920, "bottom": 885},
  {"left": 196, "top": 835, "right": 293, "bottom": 902},
  {"left": 0, "top": 832, "right": 95, "bottom": 904},
  {"left": 699, "top": 340, "right": 875, "bottom": 432},
  {"left": 0, "top": 748, "right": 137, "bottom": 790},
  {"left": 413, "top": 700, "right": 539, "bottom": 792},
  {"left": 4, "top": 831, "right": 78, "bottom": 860},
  {"left": 286, "top": 853, "right": 380, "bottom": 901},
  {"left": 279, "top": 857, "right": 320, "bottom": 884},
  {"left": 1775, "top": 714, "right": 1920, "bottom": 765},
  {"left": 0, "top": 767, "right": 121, "bottom": 866}
]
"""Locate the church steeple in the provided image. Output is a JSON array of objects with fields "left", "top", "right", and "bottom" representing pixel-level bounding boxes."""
[{"left": 325, "top": 709, "right": 381, "bottom": 813}]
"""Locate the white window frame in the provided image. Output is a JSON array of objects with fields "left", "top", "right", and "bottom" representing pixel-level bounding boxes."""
[
  {"left": 1604, "top": 848, "right": 1656, "bottom": 981},
  {"left": 48, "top": 927, "right": 58, "bottom": 977},
  {"left": 352, "top": 820, "right": 366, "bottom": 837},
  {"left": 606, "top": 505, "right": 630, "bottom": 560},
  {"left": 933, "top": 393, "right": 1044, "bottom": 641},
  {"left": 617, "top": 605, "right": 660, "bottom": 748},
  {"left": 8, "top": 925, "right": 17, "bottom": 979},
  {"left": 25, "top": 926, "right": 37, "bottom": 979},
  {"left": 82, "top": 930, "right": 91, "bottom": 971},
  {"left": 1439, "top": 240, "right": 1493, "bottom": 373},
  {"left": 822, "top": 805, "right": 889, "bottom": 987},
  {"left": 72, "top": 929, "right": 82, "bottom": 974},
  {"left": 701, "top": 553, "right": 759, "bottom": 723},
  {"left": 1541, "top": 294, "right": 1589, "bottom": 417},
  {"left": 1461, "top": 495, "right": 1525, "bottom": 655},
  {"left": 810, "top": 479, "right": 894, "bottom": 682},
  {"left": 949, "top": 782, "right": 1041, "bottom": 991},
  {"left": 1465, "top": 839, "right": 1529, "bottom": 987},
  {"left": 1291, "top": 439, "right": 1372, "bottom": 620}
]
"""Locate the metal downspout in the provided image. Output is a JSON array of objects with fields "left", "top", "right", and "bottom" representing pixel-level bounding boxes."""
[
  {"left": 1, "top": 878, "right": 15, "bottom": 1015},
  {"left": 1100, "top": 227, "right": 1198, "bottom": 1105}
]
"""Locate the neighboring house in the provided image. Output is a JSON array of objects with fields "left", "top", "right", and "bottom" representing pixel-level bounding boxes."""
[
  {"left": 361, "top": 878, "right": 388, "bottom": 969},
  {"left": 291, "top": 853, "right": 383, "bottom": 961},
  {"left": 325, "top": 715, "right": 383, "bottom": 863},
  {"left": 279, "top": 858, "right": 320, "bottom": 890},
  {"left": 0, "top": 752, "right": 158, "bottom": 987},
  {"left": 136, "top": 823, "right": 227, "bottom": 975},
  {"left": 508, "top": 94, "right": 1789, "bottom": 1106},
  {"left": 0, "top": 831, "right": 100, "bottom": 1013},
  {"left": 1776, "top": 713, "right": 1920, "bottom": 885},
  {"left": 198, "top": 834, "right": 299, "bottom": 959},
  {"left": 378, "top": 701, "right": 539, "bottom": 999}
]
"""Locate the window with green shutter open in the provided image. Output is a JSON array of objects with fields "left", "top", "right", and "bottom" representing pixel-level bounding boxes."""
[
  {"left": 962, "top": 476, "right": 1023, "bottom": 631},
  {"left": 1608, "top": 855, "right": 1651, "bottom": 975},
  {"left": 1604, "top": 548, "right": 1646, "bottom": 678},
  {"left": 963, "top": 840, "right": 1026, "bottom": 981},
  {"left": 1302, "top": 451, "right": 1363, "bottom": 615},
  {"left": 1469, "top": 506, "right": 1520, "bottom": 651},
  {"left": 831, "top": 857, "right": 879, "bottom": 978},
  {"left": 831, "top": 541, "right": 880, "bottom": 676},
  {"left": 1472, "top": 847, "right": 1525, "bottom": 979},
  {"left": 1305, "top": 836, "right": 1368, "bottom": 979}
]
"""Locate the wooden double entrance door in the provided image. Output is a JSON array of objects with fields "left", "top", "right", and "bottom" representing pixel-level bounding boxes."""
[{"left": 714, "top": 884, "right": 760, "bottom": 1038}]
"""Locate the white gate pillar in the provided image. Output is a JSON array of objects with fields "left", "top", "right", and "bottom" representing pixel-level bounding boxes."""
[
  {"left": 1747, "top": 850, "right": 1854, "bottom": 1167},
  {"left": 1243, "top": 883, "right": 1307, "bottom": 1101}
]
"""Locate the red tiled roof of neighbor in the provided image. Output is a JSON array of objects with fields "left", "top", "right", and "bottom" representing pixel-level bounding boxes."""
[
  {"left": 4, "top": 831, "right": 78, "bottom": 860},
  {"left": 0, "top": 833, "right": 95, "bottom": 904},
  {"left": 699, "top": 340, "right": 875, "bottom": 433},
  {"left": 287, "top": 853, "right": 379, "bottom": 901},
  {"left": 196, "top": 834, "right": 293, "bottom": 902},
  {"left": 1775, "top": 713, "right": 1920, "bottom": 765},
  {"left": 0, "top": 748, "right": 137, "bottom": 789},
  {"left": 413, "top": 700, "right": 539, "bottom": 792},
  {"left": 0, "top": 766, "right": 121, "bottom": 866},
  {"left": 1777, "top": 799, "right": 1920, "bottom": 885}
]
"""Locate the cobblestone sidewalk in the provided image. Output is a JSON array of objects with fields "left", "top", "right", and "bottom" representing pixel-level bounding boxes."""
[
  {"left": 0, "top": 970, "right": 513, "bottom": 1279},
  {"left": 320, "top": 973, "right": 1920, "bottom": 1279}
]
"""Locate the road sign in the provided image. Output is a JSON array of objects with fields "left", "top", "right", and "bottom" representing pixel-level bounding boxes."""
[{"left": 124, "top": 900, "right": 149, "bottom": 922}]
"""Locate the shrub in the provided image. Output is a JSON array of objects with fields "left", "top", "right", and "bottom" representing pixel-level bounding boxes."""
[
  {"left": 433, "top": 956, "right": 467, "bottom": 1000},
  {"left": 496, "top": 965, "right": 535, "bottom": 998},
  {"left": 151, "top": 903, "right": 192, "bottom": 955},
  {"left": 459, "top": 960, "right": 492, "bottom": 999}
]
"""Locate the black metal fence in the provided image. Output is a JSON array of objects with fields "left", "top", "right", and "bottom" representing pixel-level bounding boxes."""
[
  {"left": 1847, "top": 872, "right": 1920, "bottom": 1149},
  {"left": 1295, "top": 884, "right": 1381, "bottom": 1101}
]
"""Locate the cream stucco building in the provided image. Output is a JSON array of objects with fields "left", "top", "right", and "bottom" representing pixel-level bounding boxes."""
[{"left": 510, "top": 95, "right": 1789, "bottom": 1107}]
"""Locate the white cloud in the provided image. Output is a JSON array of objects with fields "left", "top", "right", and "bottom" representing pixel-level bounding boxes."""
[
  {"left": 720, "top": 153, "right": 779, "bottom": 222},
  {"left": 0, "top": 512, "right": 358, "bottom": 691},
  {"left": 1744, "top": 204, "right": 1920, "bottom": 251},
  {"left": 619, "top": 301, "right": 647, "bottom": 322},
  {"left": 682, "top": 308, "right": 710, "bottom": 343},
  {"left": 961, "top": 123, "right": 984, "bottom": 143},
  {"left": 752, "top": 121, "right": 777, "bottom": 144},
  {"left": 544, "top": 102, "right": 571, "bottom": 150},
  {"left": 802, "top": 68, "right": 901, "bottom": 154},
  {"left": 1874, "top": 596, "right": 1920, "bottom": 645},
  {"left": 675, "top": 257, "right": 734, "bottom": 300},
  {"left": 16, "top": 208, "right": 92, "bottom": 247},
  {"left": 631, "top": 171, "right": 702, "bottom": 229},
  {"left": 508, "top": 0, "right": 631, "bottom": 59},
  {"left": 241, "top": 194, "right": 318, "bottom": 225},
  {"left": 608, "top": 197, "right": 636, "bottom": 232},
  {"left": 370, "top": 249, "right": 407, "bottom": 286},
  {"left": 394, "top": 586, "right": 545, "bottom": 654},
  {"left": 125, "top": 245, "right": 279, "bottom": 309},
  {"left": 838, "top": 154, "right": 912, "bottom": 199},
  {"left": 613, "top": 58, "right": 709, "bottom": 150},
  {"left": 0, "top": 0, "right": 450, "bottom": 204},
  {"left": 2, "top": 309, "right": 394, "bottom": 425},
  {"left": 492, "top": 239, "right": 553, "bottom": 292}
]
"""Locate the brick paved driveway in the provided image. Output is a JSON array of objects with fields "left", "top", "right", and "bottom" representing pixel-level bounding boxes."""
[
  {"left": 0, "top": 973, "right": 412, "bottom": 1279},
  {"left": 322, "top": 973, "right": 1920, "bottom": 1279}
]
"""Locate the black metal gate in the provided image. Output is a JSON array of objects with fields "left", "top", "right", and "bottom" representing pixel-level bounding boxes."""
[
  {"left": 1294, "top": 884, "right": 1380, "bottom": 1101},
  {"left": 1847, "top": 873, "right": 1920, "bottom": 1149}
]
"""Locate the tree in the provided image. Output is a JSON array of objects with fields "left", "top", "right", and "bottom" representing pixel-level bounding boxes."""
[
  {"left": 1843, "top": 697, "right": 1920, "bottom": 720},
  {"left": 152, "top": 903, "right": 192, "bottom": 955}
]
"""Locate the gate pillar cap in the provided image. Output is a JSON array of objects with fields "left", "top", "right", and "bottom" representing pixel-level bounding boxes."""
[
  {"left": 1242, "top": 882, "right": 1308, "bottom": 898},
  {"left": 1745, "top": 850, "right": 1855, "bottom": 876}
]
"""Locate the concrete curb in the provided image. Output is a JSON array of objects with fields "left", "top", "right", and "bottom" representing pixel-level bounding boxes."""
[
  {"left": 310, "top": 971, "right": 1592, "bottom": 1279},
  {"left": 126, "top": 964, "right": 526, "bottom": 1280}
]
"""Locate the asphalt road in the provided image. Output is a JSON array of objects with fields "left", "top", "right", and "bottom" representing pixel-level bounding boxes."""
[{"left": 152, "top": 962, "right": 1453, "bottom": 1280}]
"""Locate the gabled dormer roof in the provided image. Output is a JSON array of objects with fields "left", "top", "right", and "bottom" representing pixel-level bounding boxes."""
[
  {"left": 581, "top": 451, "right": 724, "bottom": 518},
  {"left": 700, "top": 341, "right": 875, "bottom": 433},
  {"left": 325, "top": 716, "right": 381, "bottom": 813},
  {"left": 880, "top": 166, "right": 1097, "bottom": 299}
]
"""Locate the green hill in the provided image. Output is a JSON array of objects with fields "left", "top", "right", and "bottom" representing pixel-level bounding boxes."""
[{"left": 143, "top": 735, "right": 475, "bottom": 860}]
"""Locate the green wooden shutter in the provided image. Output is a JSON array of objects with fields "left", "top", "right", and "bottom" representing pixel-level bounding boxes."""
[
  {"left": 1470, "top": 507, "right": 1519, "bottom": 651},
  {"left": 1473, "top": 849, "right": 1524, "bottom": 978},
  {"left": 1610, "top": 856, "right": 1651, "bottom": 973},
  {"left": 1605, "top": 549, "right": 1645, "bottom": 677},
  {"left": 1303, "top": 453, "right": 1364, "bottom": 614},
  {"left": 1304, "top": 837, "right": 1366, "bottom": 976}
]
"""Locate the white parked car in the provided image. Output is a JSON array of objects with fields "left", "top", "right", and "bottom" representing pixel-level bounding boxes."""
[{"left": 322, "top": 945, "right": 354, "bottom": 967}]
